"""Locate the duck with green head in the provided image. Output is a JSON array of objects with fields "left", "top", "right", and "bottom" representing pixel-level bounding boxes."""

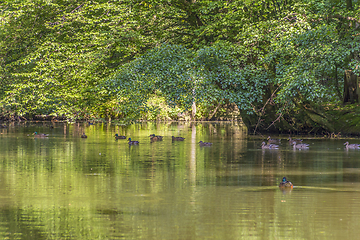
[
  {"left": 279, "top": 177, "right": 293, "bottom": 189},
  {"left": 149, "top": 134, "right": 163, "bottom": 141},
  {"left": 114, "top": 134, "right": 126, "bottom": 139},
  {"left": 33, "top": 132, "right": 49, "bottom": 138},
  {"left": 128, "top": 138, "right": 139, "bottom": 145},
  {"left": 81, "top": 133, "right": 87, "bottom": 138}
]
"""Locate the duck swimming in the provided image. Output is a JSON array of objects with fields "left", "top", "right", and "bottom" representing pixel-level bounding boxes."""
[
  {"left": 292, "top": 142, "right": 309, "bottom": 149},
  {"left": 114, "top": 134, "right": 126, "bottom": 139},
  {"left": 344, "top": 142, "right": 360, "bottom": 149},
  {"left": 288, "top": 137, "right": 303, "bottom": 145},
  {"left": 279, "top": 177, "right": 293, "bottom": 189},
  {"left": 267, "top": 136, "right": 281, "bottom": 144},
  {"left": 150, "top": 134, "right": 163, "bottom": 141},
  {"left": 33, "top": 132, "right": 49, "bottom": 138},
  {"left": 128, "top": 138, "right": 139, "bottom": 145},
  {"left": 261, "top": 142, "right": 279, "bottom": 149},
  {"left": 198, "top": 141, "right": 212, "bottom": 146},
  {"left": 172, "top": 136, "right": 185, "bottom": 141}
]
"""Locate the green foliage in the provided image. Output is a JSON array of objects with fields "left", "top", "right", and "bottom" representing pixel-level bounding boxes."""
[
  {"left": 1, "top": 0, "right": 360, "bottom": 131},
  {"left": 0, "top": 0, "right": 146, "bottom": 119},
  {"left": 106, "top": 43, "right": 270, "bottom": 117},
  {"left": 105, "top": 44, "right": 194, "bottom": 120},
  {"left": 261, "top": 13, "right": 360, "bottom": 111}
]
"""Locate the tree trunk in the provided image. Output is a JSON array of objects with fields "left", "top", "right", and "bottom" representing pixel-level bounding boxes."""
[
  {"left": 343, "top": 70, "right": 360, "bottom": 104},
  {"left": 346, "top": 0, "right": 353, "bottom": 10},
  {"left": 191, "top": 101, "right": 196, "bottom": 120}
]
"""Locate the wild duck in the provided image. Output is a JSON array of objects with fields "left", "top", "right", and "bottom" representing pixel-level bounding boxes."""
[
  {"left": 33, "top": 132, "right": 49, "bottom": 138},
  {"left": 172, "top": 136, "right": 185, "bottom": 141},
  {"left": 114, "top": 134, "right": 126, "bottom": 139},
  {"left": 292, "top": 142, "right": 309, "bottom": 149},
  {"left": 198, "top": 141, "right": 212, "bottom": 146},
  {"left": 128, "top": 138, "right": 139, "bottom": 145},
  {"left": 267, "top": 136, "right": 281, "bottom": 144},
  {"left": 279, "top": 177, "right": 293, "bottom": 189},
  {"left": 81, "top": 133, "right": 87, "bottom": 138},
  {"left": 288, "top": 137, "right": 303, "bottom": 145},
  {"left": 149, "top": 134, "right": 163, "bottom": 141},
  {"left": 261, "top": 142, "right": 279, "bottom": 149},
  {"left": 344, "top": 142, "right": 360, "bottom": 149}
]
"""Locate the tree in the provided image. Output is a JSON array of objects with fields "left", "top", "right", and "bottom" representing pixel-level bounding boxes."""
[
  {"left": 106, "top": 43, "right": 269, "bottom": 120},
  {"left": 0, "top": 0, "right": 148, "bottom": 119},
  {"left": 1, "top": 0, "right": 360, "bottom": 134}
]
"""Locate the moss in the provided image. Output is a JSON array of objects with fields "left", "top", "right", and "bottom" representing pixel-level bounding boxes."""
[{"left": 324, "top": 104, "right": 360, "bottom": 135}]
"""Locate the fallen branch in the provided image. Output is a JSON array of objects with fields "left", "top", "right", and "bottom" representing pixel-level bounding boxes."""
[
  {"left": 208, "top": 100, "right": 222, "bottom": 120},
  {"left": 253, "top": 84, "right": 282, "bottom": 134}
]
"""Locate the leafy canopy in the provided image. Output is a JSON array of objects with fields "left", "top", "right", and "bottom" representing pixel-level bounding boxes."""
[{"left": 106, "top": 43, "right": 268, "bottom": 117}]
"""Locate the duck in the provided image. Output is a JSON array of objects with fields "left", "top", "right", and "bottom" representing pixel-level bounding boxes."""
[
  {"left": 267, "top": 136, "right": 281, "bottom": 144},
  {"left": 198, "top": 141, "right": 212, "bottom": 146},
  {"left": 114, "top": 134, "right": 126, "bottom": 139},
  {"left": 292, "top": 142, "right": 309, "bottom": 149},
  {"left": 288, "top": 137, "right": 303, "bottom": 145},
  {"left": 279, "top": 177, "right": 293, "bottom": 189},
  {"left": 344, "top": 142, "right": 360, "bottom": 149},
  {"left": 81, "top": 133, "right": 87, "bottom": 138},
  {"left": 261, "top": 142, "right": 279, "bottom": 149},
  {"left": 33, "top": 132, "right": 49, "bottom": 138},
  {"left": 172, "top": 136, "right": 185, "bottom": 141},
  {"left": 149, "top": 134, "right": 163, "bottom": 141},
  {"left": 128, "top": 138, "right": 139, "bottom": 145}
]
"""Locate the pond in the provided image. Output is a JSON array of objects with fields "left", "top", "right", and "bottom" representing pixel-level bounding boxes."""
[{"left": 0, "top": 121, "right": 359, "bottom": 239}]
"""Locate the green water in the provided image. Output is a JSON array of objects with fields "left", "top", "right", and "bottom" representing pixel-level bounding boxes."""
[{"left": 0, "top": 122, "right": 360, "bottom": 239}]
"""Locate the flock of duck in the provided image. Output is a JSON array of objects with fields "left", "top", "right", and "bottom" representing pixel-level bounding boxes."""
[
  {"left": 33, "top": 131, "right": 358, "bottom": 190},
  {"left": 33, "top": 132, "right": 360, "bottom": 149},
  {"left": 262, "top": 136, "right": 360, "bottom": 150},
  {"left": 116, "top": 133, "right": 213, "bottom": 146},
  {"left": 33, "top": 132, "right": 213, "bottom": 146},
  {"left": 269, "top": 136, "right": 360, "bottom": 190}
]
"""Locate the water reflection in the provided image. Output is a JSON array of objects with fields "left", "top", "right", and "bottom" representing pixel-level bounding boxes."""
[
  {"left": 190, "top": 123, "right": 196, "bottom": 185},
  {"left": 0, "top": 122, "right": 360, "bottom": 239}
]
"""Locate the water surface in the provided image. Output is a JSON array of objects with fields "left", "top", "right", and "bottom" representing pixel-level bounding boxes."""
[{"left": 0, "top": 122, "right": 359, "bottom": 239}]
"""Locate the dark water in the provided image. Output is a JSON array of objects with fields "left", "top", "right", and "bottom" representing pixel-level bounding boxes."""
[{"left": 0, "top": 122, "right": 360, "bottom": 239}]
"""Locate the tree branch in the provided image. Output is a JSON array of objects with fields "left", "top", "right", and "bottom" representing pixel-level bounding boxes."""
[{"left": 208, "top": 101, "right": 222, "bottom": 120}]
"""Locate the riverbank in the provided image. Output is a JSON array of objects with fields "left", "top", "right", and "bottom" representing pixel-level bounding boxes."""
[{"left": 0, "top": 103, "right": 359, "bottom": 136}]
